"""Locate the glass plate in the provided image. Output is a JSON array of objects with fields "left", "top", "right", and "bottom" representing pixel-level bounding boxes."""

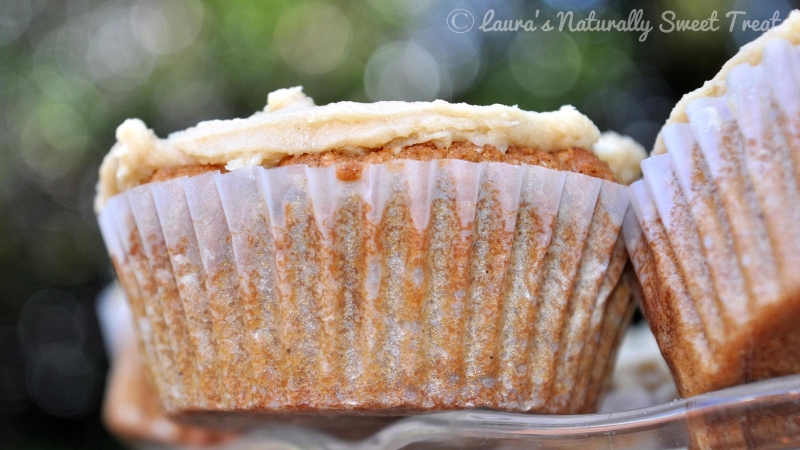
[{"left": 220, "top": 375, "right": 800, "bottom": 450}]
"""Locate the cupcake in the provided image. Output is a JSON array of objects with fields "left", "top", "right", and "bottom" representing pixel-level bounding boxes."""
[
  {"left": 625, "top": 11, "right": 800, "bottom": 399},
  {"left": 95, "top": 87, "right": 638, "bottom": 424}
]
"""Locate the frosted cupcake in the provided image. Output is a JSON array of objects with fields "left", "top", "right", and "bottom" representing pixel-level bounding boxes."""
[
  {"left": 625, "top": 11, "right": 800, "bottom": 399},
  {"left": 96, "top": 88, "right": 638, "bottom": 423}
]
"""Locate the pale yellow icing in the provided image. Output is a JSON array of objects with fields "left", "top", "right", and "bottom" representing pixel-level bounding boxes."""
[
  {"left": 96, "top": 87, "right": 604, "bottom": 210},
  {"left": 593, "top": 131, "right": 646, "bottom": 185}
]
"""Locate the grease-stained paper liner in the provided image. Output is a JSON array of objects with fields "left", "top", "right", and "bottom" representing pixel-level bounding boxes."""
[
  {"left": 99, "top": 158, "right": 632, "bottom": 419},
  {"left": 626, "top": 38, "right": 800, "bottom": 399}
]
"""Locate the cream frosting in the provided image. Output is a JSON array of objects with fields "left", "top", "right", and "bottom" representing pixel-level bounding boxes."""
[
  {"left": 653, "top": 10, "right": 800, "bottom": 155},
  {"left": 96, "top": 87, "right": 605, "bottom": 211},
  {"left": 593, "top": 131, "right": 646, "bottom": 185}
]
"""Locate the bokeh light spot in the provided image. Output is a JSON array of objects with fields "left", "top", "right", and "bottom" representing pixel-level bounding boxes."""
[
  {"left": 26, "top": 343, "right": 97, "bottom": 418},
  {"left": 509, "top": 31, "right": 581, "bottom": 98},
  {"left": 34, "top": 102, "right": 89, "bottom": 155},
  {"left": 18, "top": 290, "right": 86, "bottom": 355},
  {"left": 86, "top": 8, "right": 156, "bottom": 89},
  {"left": 0, "top": 0, "right": 45, "bottom": 45},
  {"left": 131, "top": 0, "right": 204, "bottom": 55},
  {"left": 365, "top": 42, "right": 440, "bottom": 101},
  {"left": 411, "top": 25, "right": 481, "bottom": 99},
  {"left": 274, "top": 3, "right": 352, "bottom": 75}
]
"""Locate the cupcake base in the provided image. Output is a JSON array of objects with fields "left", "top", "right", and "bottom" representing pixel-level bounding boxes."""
[{"left": 99, "top": 159, "right": 632, "bottom": 420}]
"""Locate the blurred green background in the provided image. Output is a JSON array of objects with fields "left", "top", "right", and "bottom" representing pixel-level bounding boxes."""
[{"left": 0, "top": 0, "right": 795, "bottom": 448}]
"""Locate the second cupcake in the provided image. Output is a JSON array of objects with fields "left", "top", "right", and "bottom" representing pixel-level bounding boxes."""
[{"left": 625, "top": 11, "right": 800, "bottom": 398}]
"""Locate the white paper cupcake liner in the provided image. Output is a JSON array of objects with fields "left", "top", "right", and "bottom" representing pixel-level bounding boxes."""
[
  {"left": 99, "top": 158, "right": 632, "bottom": 417},
  {"left": 626, "top": 38, "right": 800, "bottom": 397}
]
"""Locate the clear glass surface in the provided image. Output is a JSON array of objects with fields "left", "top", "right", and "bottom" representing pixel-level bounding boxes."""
[{"left": 218, "top": 375, "right": 800, "bottom": 450}]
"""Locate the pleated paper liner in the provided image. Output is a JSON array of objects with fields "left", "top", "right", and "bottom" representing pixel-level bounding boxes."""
[
  {"left": 103, "top": 336, "right": 237, "bottom": 446},
  {"left": 625, "top": 37, "right": 800, "bottom": 401},
  {"left": 98, "top": 157, "right": 633, "bottom": 423},
  {"left": 624, "top": 207, "right": 800, "bottom": 450}
]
